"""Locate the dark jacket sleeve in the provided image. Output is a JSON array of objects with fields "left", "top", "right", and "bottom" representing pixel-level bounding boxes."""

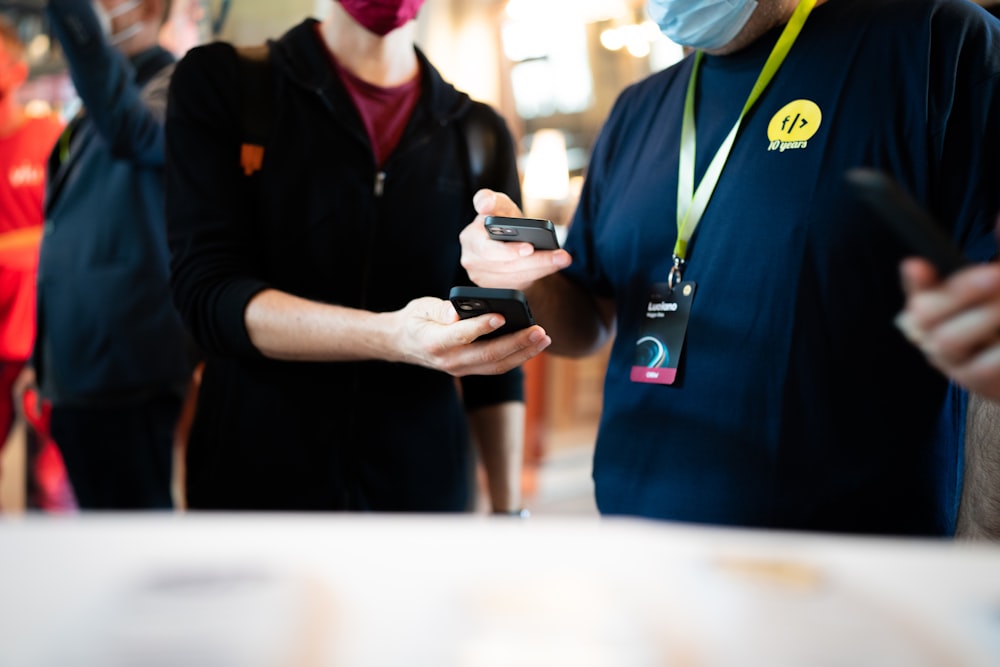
[
  {"left": 458, "top": 102, "right": 526, "bottom": 410},
  {"left": 47, "top": 0, "right": 170, "bottom": 165},
  {"left": 165, "top": 43, "right": 270, "bottom": 358}
]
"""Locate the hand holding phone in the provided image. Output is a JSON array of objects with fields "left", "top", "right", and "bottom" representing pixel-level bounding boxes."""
[
  {"left": 845, "top": 167, "right": 967, "bottom": 276},
  {"left": 449, "top": 286, "right": 534, "bottom": 340},
  {"left": 484, "top": 216, "right": 560, "bottom": 250}
]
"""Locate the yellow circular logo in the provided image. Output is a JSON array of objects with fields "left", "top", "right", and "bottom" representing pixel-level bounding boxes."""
[{"left": 767, "top": 100, "right": 822, "bottom": 143}]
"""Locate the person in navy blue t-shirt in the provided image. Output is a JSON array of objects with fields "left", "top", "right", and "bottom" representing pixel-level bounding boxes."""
[{"left": 461, "top": 0, "right": 1000, "bottom": 538}]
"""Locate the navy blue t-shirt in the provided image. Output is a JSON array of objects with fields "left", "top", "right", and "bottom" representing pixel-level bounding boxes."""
[{"left": 562, "top": 0, "right": 1000, "bottom": 535}]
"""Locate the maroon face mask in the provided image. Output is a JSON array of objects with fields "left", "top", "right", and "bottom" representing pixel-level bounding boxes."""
[{"left": 338, "top": 0, "right": 426, "bottom": 36}]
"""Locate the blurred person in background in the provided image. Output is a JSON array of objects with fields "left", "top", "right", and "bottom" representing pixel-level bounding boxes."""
[
  {"left": 0, "top": 16, "right": 72, "bottom": 511},
  {"left": 14, "top": 0, "right": 197, "bottom": 510},
  {"left": 165, "top": 0, "right": 548, "bottom": 512},
  {"left": 881, "top": 3, "right": 1000, "bottom": 543}
]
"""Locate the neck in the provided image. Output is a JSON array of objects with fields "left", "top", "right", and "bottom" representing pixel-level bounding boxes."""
[
  {"left": 320, "top": 3, "right": 418, "bottom": 87},
  {"left": 705, "top": 0, "right": 827, "bottom": 56}
]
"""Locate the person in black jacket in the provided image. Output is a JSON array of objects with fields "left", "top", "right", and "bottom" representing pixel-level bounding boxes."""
[
  {"left": 165, "top": 0, "right": 550, "bottom": 512},
  {"left": 15, "top": 0, "right": 196, "bottom": 510}
]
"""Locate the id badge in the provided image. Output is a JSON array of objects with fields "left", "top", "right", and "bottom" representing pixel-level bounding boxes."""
[{"left": 630, "top": 281, "right": 696, "bottom": 385}]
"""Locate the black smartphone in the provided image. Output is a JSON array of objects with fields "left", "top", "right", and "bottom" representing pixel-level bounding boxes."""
[
  {"left": 449, "top": 286, "right": 535, "bottom": 340},
  {"left": 845, "top": 167, "right": 968, "bottom": 276},
  {"left": 484, "top": 216, "right": 560, "bottom": 250}
]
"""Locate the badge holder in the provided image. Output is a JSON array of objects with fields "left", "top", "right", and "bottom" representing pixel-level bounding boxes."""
[{"left": 631, "top": 257, "right": 696, "bottom": 386}]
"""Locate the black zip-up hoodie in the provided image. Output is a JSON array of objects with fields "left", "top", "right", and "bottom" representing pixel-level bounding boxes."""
[{"left": 166, "top": 19, "right": 524, "bottom": 511}]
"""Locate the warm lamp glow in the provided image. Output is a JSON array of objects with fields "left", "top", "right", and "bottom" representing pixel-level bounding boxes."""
[
  {"left": 522, "top": 129, "right": 571, "bottom": 202},
  {"left": 505, "top": 0, "right": 629, "bottom": 23}
]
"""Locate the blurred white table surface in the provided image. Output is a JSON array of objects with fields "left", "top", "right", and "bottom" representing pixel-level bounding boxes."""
[{"left": 0, "top": 513, "right": 998, "bottom": 667}]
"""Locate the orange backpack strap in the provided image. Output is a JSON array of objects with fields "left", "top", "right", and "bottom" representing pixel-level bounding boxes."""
[{"left": 235, "top": 43, "right": 273, "bottom": 177}]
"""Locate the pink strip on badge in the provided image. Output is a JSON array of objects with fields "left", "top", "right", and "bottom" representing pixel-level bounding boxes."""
[{"left": 630, "top": 365, "right": 676, "bottom": 385}]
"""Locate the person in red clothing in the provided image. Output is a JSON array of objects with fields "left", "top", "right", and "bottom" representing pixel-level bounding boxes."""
[{"left": 0, "top": 17, "right": 71, "bottom": 510}]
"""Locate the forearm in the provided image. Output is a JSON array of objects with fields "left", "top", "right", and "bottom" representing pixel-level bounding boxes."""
[
  {"left": 48, "top": 0, "right": 108, "bottom": 61},
  {"left": 244, "top": 288, "right": 401, "bottom": 362},
  {"left": 956, "top": 392, "right": 1000, "bottom": 540},
  {"left": 47, "top": 0, "right": 123, "bottom": 121},
  {"left": 468, "top": 401, "right": 525, "bottom": 512},
  {"left": 49, "top": 0, "right": 166, "bottom": 160},
  {"left": 526, "top": 273, "right": 615, "bottom": 358}
]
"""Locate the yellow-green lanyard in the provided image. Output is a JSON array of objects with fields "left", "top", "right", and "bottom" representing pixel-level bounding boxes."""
[{"left": 672, "top": 0, "right": 816, "bottom": 288}]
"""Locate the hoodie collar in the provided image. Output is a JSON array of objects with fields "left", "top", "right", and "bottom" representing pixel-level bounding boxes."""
[{"left": 269, "top": 19, "right": 471, "bottom": 125}]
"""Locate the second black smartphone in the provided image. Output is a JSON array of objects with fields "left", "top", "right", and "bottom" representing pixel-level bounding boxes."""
[
  {"left": 485, "top": 216, "right": 560, "bottom": 250},
  {"left": 449, "top": 286, "right": 534, "bottom": 340},
  {"left": 845, "top": 167, "right": 968, "bottom": 276}
]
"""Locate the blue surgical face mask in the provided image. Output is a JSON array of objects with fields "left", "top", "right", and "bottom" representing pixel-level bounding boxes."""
[{"left": 647, "top": 0, "right": 759, "bottom": 51}]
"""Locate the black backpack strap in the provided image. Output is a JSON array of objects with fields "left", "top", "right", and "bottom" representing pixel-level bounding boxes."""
[
  {"left": 235, "top": 43, "right": 273, "bottom": 176},
  {"left": 459, "top": 102, "right": 499, "bottom": 193},
  {"left": 234, "top": 48, "right": 491, "bottom": 191}
]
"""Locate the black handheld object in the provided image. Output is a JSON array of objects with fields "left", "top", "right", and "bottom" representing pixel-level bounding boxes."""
[
  {"left": 449, "top": 286, "right": 535, "bottom": 340},
  {"left": 845, "top": 167, "right": 967, "bottom": 276},
  {"left": 485, "top": 216, "right": 560, "bottom": 250}
]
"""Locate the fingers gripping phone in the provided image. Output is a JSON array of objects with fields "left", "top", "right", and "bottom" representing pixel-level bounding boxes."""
[
  {"left": 844, "top": 167, "right": 968, "bottom": 276},
  {"left": 449, "top": 286, "right": 535, "bottom": 340},
  {"left": 484, "top": 216, "right": 561, "bottom": 250}
]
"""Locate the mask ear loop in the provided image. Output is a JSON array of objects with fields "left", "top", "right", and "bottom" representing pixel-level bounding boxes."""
[
  {"left": 110, "top": 22, "right": 144, "bottom": 45},
  {"left": 91, "top": 1, "right": 113, "bottom": 38},
  {"left": 106, "top": 0, "right": 143, "bottom": 19}
]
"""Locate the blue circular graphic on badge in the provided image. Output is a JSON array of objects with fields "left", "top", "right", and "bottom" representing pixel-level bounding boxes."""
[{"left": 635, "top": 335, "right": 668, "bottom": 368}]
